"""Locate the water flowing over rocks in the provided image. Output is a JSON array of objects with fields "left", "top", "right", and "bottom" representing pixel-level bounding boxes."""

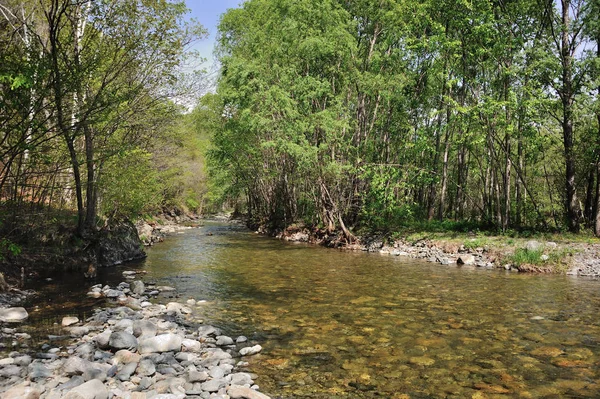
[{"left": 0, "top": 277, "right": 270, "bottom": 399}]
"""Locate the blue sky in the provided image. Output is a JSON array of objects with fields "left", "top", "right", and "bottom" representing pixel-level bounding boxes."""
[{"left": 186, "top": 0, "right": 244, "bottom": 68}]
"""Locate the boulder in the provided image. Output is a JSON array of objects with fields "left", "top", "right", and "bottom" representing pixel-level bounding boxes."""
[
  {"left": 67, "top": 326, "right": 90, "bottom": 337},
  {"left": 200, "top": 378, "right": 226, "bottom": 392},
  {"left": 62, "top": 316, "right": 79, "bottom": 327},
  {"left": 0, "top": 307, "right": 28, "bottom": 323},
  {"left": 113, "top": 318, "right": 134, "bottom": 332},
  {"left": 216, "top": 336, "right": 234, "bottom": 346},
  {"left": 136, "top": 358, "right": 156, "bottom": 376},
  {"left": 138, "top": 333, "right": 182, "bottom": 354},
  {"left": 108, "top": 331, "right": 138, "bottom": 351},
  {"left": 239, "top": 345, "right": 262, "bottom": 356},
  {"left": 116, "top": 361, "right": 138, "bottom": 381},
  {"left": 104, "top": 290, "right": 121, "bottom": 298},
  {"left": 95, "top": 330, "right": 112, "bottom": 349},
  {"left": 197, "top": 325, "right": 221, "bottom": 338},
  {"left": 57, "top": 376, "right": 85, "bottom": 391},
  {"left": 113, "top": 349, "right": 140, "bottom": 364},
  {"left": 187, "top": 370, "right": 208, "bottom": 383},
  {"left": 457, "top": 254, "right": 475, "bottom": 265},
  {"left": 82, "top": 368, "right": 107, "bottom": 382},
  {"left": 227, "top": 385, "right": 271, "bottom": 399},
  {"left": 2, "top": 382, "right": 41, "bottom": 399},
  {"left": 132, "top": 320, "right": 157, "bottom": 338},
  {"left": 62, "top": 356, "right": 93, "bottom": 376},
  {"left": 63, "top": 379, "right": 108, "bottom": 399},
  {"left": 131, "top": 281, "right": 145, "bottom": 296},
  {"left": 181, "top": 338, "right": 202, "bottom": 352},
  {"left": 28, "top": 360, "right": 52, "bottom": 380},
  {"left": 230, "top": 372, "right": 254, "bottom": 386}
]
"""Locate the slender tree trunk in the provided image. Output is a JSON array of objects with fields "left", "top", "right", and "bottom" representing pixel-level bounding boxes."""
[
  {"left": 516, "top": 119, "right": 524, "bottom": 226},
  {"left": 428, "top": 81, "right": 447, "bottom": 220},
  {"left": 561, "top": 0, "right": 581, "bottom": 232},
  {"left": 84, "top": 125, "right": 96, "bottom": 229},
  {"left": 438, "top": 107, "right": 451, "bottom": 220},
  {"left": 503, "top": 75, "right": 512, "bottom": 231},
  {"left": 584, "top": 168, "right": 594, "bottom": 225},
  {"left": 48, "top": 1, "right": 85, "bottom": 234},
  {"left": 595, "top": 35, "right": 600, "bottom": 236}
]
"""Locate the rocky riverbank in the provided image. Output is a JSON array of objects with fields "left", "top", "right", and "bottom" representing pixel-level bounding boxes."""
[
  {"left": 135, "top": 212, "right": 201, "bottom": 247},
  {"left": 0, "top": 271, "right": 270, "bottom": 399},
  {"left": 274, "top": 224, "right": 600, "bottom": 277}
]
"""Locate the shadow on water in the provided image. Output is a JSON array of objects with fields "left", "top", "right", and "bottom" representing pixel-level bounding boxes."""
[{"left": 11, "top": 220, "right": 600, "bottom": 398}]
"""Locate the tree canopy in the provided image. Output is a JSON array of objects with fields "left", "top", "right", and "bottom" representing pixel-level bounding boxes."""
[
  {"left": 0, "top": 0, "right": 206, "bottom": 236},
  {"left": 206, "top": 0, "right": 600, "bottom": 236}
]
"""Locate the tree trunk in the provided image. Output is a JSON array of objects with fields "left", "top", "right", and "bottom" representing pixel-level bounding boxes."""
[
  {"left": 438, "top": 109, "right": 451, "bottom": 220},
  {"left": 594, "top": 32, "right": 600, "bottom": 237},
  {"left": 84, "top": 125, "right": 96, "bottom": 229},
  {"left": 561, "top": 0, "right": 581, "bottom": 232}
]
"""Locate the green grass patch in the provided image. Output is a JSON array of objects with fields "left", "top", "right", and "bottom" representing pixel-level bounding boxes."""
[
  {"left": 508, "top": 248, "right": 545, "bottom": 266},
  {"left": 463, "top": 237, "right": 489, "bottom": 251},
  {"left": 506, "top": 247, "right": 576, "bottom": 273}
]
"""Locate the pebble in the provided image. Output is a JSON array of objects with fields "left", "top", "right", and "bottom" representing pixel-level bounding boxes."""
[
  {"left": 239, "top": 345, "right": 262, "bottom": 356},
  {"left": 216, "top": 336, "right": 234, "bottom": 346},
  {"left": 0, "top": 307, "right": 29, "bottom": 323},
  {"left": 0, "top": 280, "right": 271, "bottom": 399},
  {"left": 62, "top": 316, "right": 80, "bottom": 327}
]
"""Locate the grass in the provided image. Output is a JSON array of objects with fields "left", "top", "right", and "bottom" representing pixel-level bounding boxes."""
[
  {"left": 504, "top": 246, "right": 576, "bottom": 273},
  {"left": 507, "top": 248, "right": 546, "bottom": 266},
  {"left": 360, "top": 219, "right": 592, "bottom": 273},
  {"left": 462, "top": 237, "right": 489, "bottom": 251}
]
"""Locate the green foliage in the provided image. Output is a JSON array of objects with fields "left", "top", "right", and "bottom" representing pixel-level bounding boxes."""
[
  {"left": 206, "top": 0, "right": 591, "bottom": 234},
  {"left": 463, "top": 237, "right": 489, "bottom": 251},
  {"left": 507, "top": 248, "right": 545, "bottom": 266},
  {"left": 99, "top": 149, "right": 161, "bottom": 219},
  {"left": 0, "top": 238, "right": 21, "bottom": 260}
]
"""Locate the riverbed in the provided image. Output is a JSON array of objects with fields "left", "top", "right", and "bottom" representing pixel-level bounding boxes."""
[{"left": 22, "top": 221, "right": 600, "bottom": 397}]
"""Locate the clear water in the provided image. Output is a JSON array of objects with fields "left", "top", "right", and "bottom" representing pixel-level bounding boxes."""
[
  {"left": 19, "top": 221, "right": 600, "bottom": 398},
  {"left": 141, "top": 222, "right": 600, "bottom": 398}
]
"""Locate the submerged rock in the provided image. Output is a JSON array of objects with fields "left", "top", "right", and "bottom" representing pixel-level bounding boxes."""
[
  {"left": 239, "top": 345, "right": 262, "bottom": 356},
  {"left": 228, "top": 385, "right": 271, "bottom": 399}
]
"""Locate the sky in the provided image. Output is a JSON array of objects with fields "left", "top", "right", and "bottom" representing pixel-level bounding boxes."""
[{"left": 185, "top": 0, "right": 244, "bottom": 69}]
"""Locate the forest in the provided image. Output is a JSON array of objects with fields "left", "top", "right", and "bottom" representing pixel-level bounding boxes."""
[
  {"left": 209, "top": 0, "right": 600, "bottom": 238},
  {"left": 0, "top": 0, "right": 210, "bottom": 258},
  {"left": 1, "top": 0, "right": 600, "bottom": 262}
]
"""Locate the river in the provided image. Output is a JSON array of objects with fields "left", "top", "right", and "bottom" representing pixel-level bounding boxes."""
[{"left": 24, "top": 221, "right": 600, "bottom": 398}]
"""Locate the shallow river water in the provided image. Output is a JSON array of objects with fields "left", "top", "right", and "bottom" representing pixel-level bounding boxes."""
[{"left": 26, "top": 222, "right": 600, "bottom": 398}]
